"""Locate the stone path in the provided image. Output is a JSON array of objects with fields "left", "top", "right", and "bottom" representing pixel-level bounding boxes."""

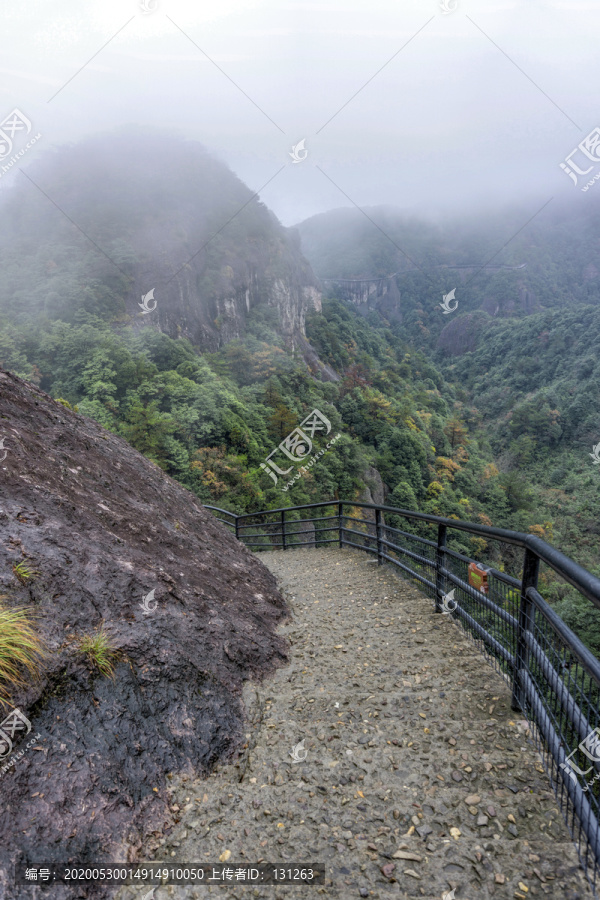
[{"left": 117, "top": 548, "right": 594, "bottom": 900}]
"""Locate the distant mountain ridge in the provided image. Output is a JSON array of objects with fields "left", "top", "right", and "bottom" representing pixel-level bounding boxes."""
[
  {"left": 0, "top": 128, "right": 321, "bottom": 353},
  {"left": 296, "top": 201, "right": 600, "bottom": 353}
]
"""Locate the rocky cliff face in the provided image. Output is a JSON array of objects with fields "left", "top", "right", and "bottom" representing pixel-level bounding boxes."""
[
  {"left": 437, "top": 311, "right": 490, "bottom": 356},
  {"left": 321, "top": 275, "right": 402, "bottom": 323},
  {"left": 0, "top": 368, "right": 289, "bottom": 898},
  {"left": 126, "top": 205, "right": 322, "bottom": 353},
  {"left": 0, "top": 129, "right": 322, "bottom": 354}
]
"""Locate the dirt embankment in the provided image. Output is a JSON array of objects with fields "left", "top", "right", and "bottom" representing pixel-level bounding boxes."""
[{"left": 0, "top": 368, "right": 289, "bottom": 899}]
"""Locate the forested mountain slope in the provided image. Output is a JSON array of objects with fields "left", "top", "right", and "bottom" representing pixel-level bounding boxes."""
[{"left": 1, "top": 139, "right": 599, "bottom": 653}]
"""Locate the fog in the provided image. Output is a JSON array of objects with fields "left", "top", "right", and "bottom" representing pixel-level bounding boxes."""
[{"left": 1, "top": 0, "right": 600, "bottom": 226}]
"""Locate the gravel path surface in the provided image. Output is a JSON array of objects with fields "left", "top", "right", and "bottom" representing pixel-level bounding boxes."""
[{"left": 117, "top": 548, "right": 594, "bottom": 900}]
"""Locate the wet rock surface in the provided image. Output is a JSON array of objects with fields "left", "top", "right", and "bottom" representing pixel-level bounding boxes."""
[
  {"left": 0, "top": 369, "right": 289, "bottom": 900},
  {"left": 119, "top": 549, "right": 595, "bottom": 900}
]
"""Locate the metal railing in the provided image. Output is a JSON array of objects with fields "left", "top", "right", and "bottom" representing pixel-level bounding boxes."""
[{"left": 206, "top": 499, "right": 600, "bottom": 895}]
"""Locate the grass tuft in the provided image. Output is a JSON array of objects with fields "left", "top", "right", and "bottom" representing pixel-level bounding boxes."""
[
  {"left": 77, "top": 626, "right": 120, "bottom": 679},
  {"left": 0, "top": 605, "right": 47, "bottom": 708},
  {"left": 12, "top": 560, "right": 40, "bottom": 584}
]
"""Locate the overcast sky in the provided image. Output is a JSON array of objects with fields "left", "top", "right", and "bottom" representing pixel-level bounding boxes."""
[{"left": 1, "top": 0, "right": 599, "bottom": 226}]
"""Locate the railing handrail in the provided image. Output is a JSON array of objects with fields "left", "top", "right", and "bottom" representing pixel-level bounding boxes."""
[
  {"left": 206, "top": 498, "right": 600, "bottom": 895},
  {"left": 205, "top": 501, "right": 600, "bottom": 609}
]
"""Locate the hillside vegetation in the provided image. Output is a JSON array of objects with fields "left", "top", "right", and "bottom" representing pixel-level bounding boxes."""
[{"left": 1, "top": 138, "right": 599, "bottom": 653}]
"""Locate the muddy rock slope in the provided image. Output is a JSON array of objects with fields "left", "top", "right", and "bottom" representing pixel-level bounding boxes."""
[{"left": 0, "top": 368, "right": 289, "bottom": 899}]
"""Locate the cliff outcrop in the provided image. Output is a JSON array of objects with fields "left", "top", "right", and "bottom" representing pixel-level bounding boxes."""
[{"left": 0, "top": 368, "right": 288, "bottom": 898}]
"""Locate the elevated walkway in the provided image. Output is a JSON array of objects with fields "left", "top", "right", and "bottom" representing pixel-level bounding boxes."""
[{"left": 122, "top": 549, "right": 594, "bottom": 899}]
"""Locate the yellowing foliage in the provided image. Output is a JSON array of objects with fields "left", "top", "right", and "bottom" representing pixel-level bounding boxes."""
[
  {"left": 427, "top": 481, "right": 444, "bottom": 499},
  {"left": 435, "top": 456, "right": 461, "bottom": 482},
  {"left": 529, "top": 521, "right": 554, "bottom": 542},
  {"left": 483, "top": 463, "right": 499, "bottom": 480}
]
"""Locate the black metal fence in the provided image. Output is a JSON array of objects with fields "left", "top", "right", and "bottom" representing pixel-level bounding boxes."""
[{"left": 206, "top": 499, "right": 600, "bottom": 895}]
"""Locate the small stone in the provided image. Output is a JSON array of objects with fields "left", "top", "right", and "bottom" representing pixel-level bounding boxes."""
[
  {"left": 465, "top": 794, "right": 481, "bottom": 805},
  {"left": 393, "top": 809, "right": 400, "bottom": 819},
  {"left": 477, "top": 815, "right": 489, "bottom": 826},
  {"left": 359, "top": 890, "right": 369, "bottom": 898},
  {"left": 487, "top": 805, "right": 496, "bottom": 817},
  {"left": 507, "top": 824, "right": 518, "bottom": 837},
  {"left": 451, "top": 771, "right": 463, "bottom": 782},
  {"left": 468, "top": 805, "right": 478, "bottom": 816},
  {"left": 392, "top": 850, "right": 422, "bottom": 862},
  {"left": 403, "top": 868, "right": 421, "bottom": 879},
  {"left": 495, "top": 873, "right": 505, "bottom": 884},
  {"left": 448, "top": 737, "right": 456, "bottom": 745},
  {"left": 507, "top": 813, "right": 516, "bottom": 823},
  {"left": 219, "top": 849, "right": 231, "bottom": 862},
  {"left": 518, "top": 883, "right": 528, "bottom": 893},
  {"left": 381, "top": 863, "right": 395, "bottom": 878}
]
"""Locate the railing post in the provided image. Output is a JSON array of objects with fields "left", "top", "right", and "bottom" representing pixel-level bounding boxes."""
[
  {"left": 376, "top": 508, "right": 383, "bottom": 565},
  {"left": 512, "top": 547, "right": 540, "bottom": 711},
  {"left": 235, "top": 515, "right": 239, "bottom": 541},
  {"left": 281, "top": 509, "right": 286, "bottom": 551},
  {"left": 435, "top": 524, "right": 447, "bottom": 613},
  {"left": 338, "top": 502, "right": 343, "bottom": 548}
]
